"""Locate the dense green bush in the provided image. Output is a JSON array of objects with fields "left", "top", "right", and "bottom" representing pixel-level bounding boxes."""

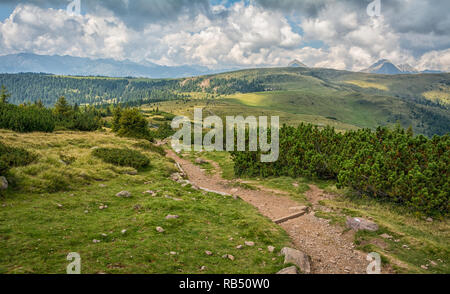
[
  {"left": 0, "top": 141, "right": 38, "bottom": 175},
  {"left": 92, "top": 148, "right": 150, "bottom": 169},
  {"left": 112, "top": 107, "right": 153, "bottom": 141},
  {"left": 231, "top": 124, "right": 450, "bottom": 216},
  {"left": 0, "top": 103, "right": 55, "bottom": 133}
]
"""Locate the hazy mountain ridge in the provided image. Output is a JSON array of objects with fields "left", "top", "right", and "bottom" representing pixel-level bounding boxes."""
[{"left": 0, "top": 53, "right": 215, "bottom": 78}]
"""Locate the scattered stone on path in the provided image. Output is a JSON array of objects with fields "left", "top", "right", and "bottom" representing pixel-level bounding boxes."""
[
  {"left": 245, "top": 241, "right": 255, "bottom": 247},
  {"left": 268, "top": 246, "right": 275, "bottom": 253},
  {"left": 116, "top": 191, "right": 132, "bottom": 198},
  {"left": 195, "top": 158, "right": 208, "bottom": 164},
  {"left": 0, "top": 176, "right": 8, "bottom": 191},
  {"left": 236, "top": 245, "right": 243, "bottom": 250},
  {"left": 380, "top": 233, "right": 393, "bottom": 239},
  {"left": 230, "top": 188, "right": 238, "bottom": 193},
  {"left": 156, "top": 227, "right": 165, "bottom": 233},
  {"left": 276, "top": 266, "right": 299, "bottom": 274},
  {"left": 289, "top": 206, "right": 308, "bottom": 212},
  {"left": 346, "top": 217, "right": 379, "bottom": 232},
  {"left": 166, "top": 214, "right": 179, "bottom": 220},
  {"left": 205, "top": 251, "right": 213, "bottom": 256},
  {"left": 280, "top": 247, "right": 311, "bottom": 274}
]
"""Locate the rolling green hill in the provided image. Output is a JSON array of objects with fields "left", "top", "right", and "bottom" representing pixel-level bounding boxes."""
[{"left": 1, "top": 67, "right": 449, "bottom": 136}]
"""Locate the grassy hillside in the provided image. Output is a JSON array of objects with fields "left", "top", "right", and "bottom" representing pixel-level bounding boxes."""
[
  {"left": 0, "top": 130, "right": 290, "bottom": 274},
  {"left": 2, "top": 67, "right": 449, "bottom": 136}
]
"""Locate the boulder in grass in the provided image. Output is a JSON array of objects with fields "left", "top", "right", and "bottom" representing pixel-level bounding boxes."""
[
  {"left": 280, "top": 247, "right": 311, "bottom": 274},
  {"left": 0, "top": 176, "right": 8, "bottom": 191},
  {"left": 346, "top": 217, "right": 379, "bottom": 232},
  {"left": 116, "top": 191, "right": 132, "bottom": 198},
  {"left": 277, "top": 266, "right": 299, "bottom": 275}
]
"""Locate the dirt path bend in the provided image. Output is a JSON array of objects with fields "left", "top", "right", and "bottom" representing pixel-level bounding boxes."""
[{"left": 165, "top": 148, "right": 370, "bottom": 274}]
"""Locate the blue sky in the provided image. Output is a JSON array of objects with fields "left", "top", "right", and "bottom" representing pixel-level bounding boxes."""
[{"left": 0, "top": 0, "right": 448, "bottom": 71}]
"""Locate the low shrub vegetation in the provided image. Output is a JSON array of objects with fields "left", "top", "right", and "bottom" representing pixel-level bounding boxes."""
[
  {"left": 0, "top": 141, "right": 38, "bottom": 175},
  {"left": 92, "top": 148, "right": 150, "bottom": 169},
  {"left": 231, "top": 124, "right": 450, "bottom": 216}
]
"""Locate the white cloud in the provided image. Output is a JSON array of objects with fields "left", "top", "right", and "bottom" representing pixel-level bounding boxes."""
[{"left": 0, "top": 1, "right": 448, "bottom": 72}]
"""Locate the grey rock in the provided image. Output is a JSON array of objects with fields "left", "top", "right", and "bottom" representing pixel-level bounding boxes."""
[
  {"left": 276, "top": 266, "right": 299, "bottom": 275},
  {"left": 280, "top": 247, "right": 311, "bottom": 274},
  {"left": 0, "top": 176, "right": 8, "bottom": 190},
  {"left": 346, "top": 217, "right": 379, "bottom": 232},
  {"left": 166, "top": 214, "right": 179, "bottom": 220},
  {"left": 245, "top": 241, "right": 255, "bottom": 247},
  {"left": 268, "top": 246, "right": 275, "bottom": 253},
  {"left": 195, "top": 158, "right": 208, "bottom": 164},
  {"left": 116, "top": 191, "right": 132, "bottom": 198}
]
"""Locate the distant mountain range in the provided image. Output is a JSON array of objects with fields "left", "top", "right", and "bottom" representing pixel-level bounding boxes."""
[
  {"left": 0, "top": 54, "right": 445, "bottom": 78},
  {"left": 0, "top": 53, "right": 217, "bottom": 78},
  {"left": 362, "top": 59, "right": 443, "bottom": 75}
]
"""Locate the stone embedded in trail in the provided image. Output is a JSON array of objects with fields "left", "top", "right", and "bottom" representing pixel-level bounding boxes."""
[
  {"left": 346, "top": 217, "right": 379, "bottom": 232},
  {"left": 156, "top": 227, "right": 165, "bottom": 233},
  {"left": 195, "top": 158, "right": 208, "bottom": 164},
  {"left": 166, "top": 214, "right": 179, "bottom": 220},
  {"left": 280, "top": 247, "right": 311, "bottom": 274},
  {"left": 0, "top": 176, "right": 8, "bottom": 190},
  {"left": 245, "top": 241, "right": 255, "bottom": 247},
  {"left": 116, "top": 191, "right": 132, "bottom": 198},
  {"left": 276, "top": 266, "right": 299, "bottom": 275},
  {"left": 289, "top": 206, "right": 309, "bottom": 213}
]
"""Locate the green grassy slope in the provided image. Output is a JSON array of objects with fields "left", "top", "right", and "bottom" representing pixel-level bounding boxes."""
[{"left": 180, "top": 67, "right": 450, "bottom": 136}]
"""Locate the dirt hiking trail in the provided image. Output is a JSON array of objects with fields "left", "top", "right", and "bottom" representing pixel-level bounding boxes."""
[{"left": 164, "top": 147, "right": 372, "bottom": 274}]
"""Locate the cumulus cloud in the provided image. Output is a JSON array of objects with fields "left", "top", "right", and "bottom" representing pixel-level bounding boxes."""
[{"left": 0, "top": 0, "right": 448, "bottom": 71}]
